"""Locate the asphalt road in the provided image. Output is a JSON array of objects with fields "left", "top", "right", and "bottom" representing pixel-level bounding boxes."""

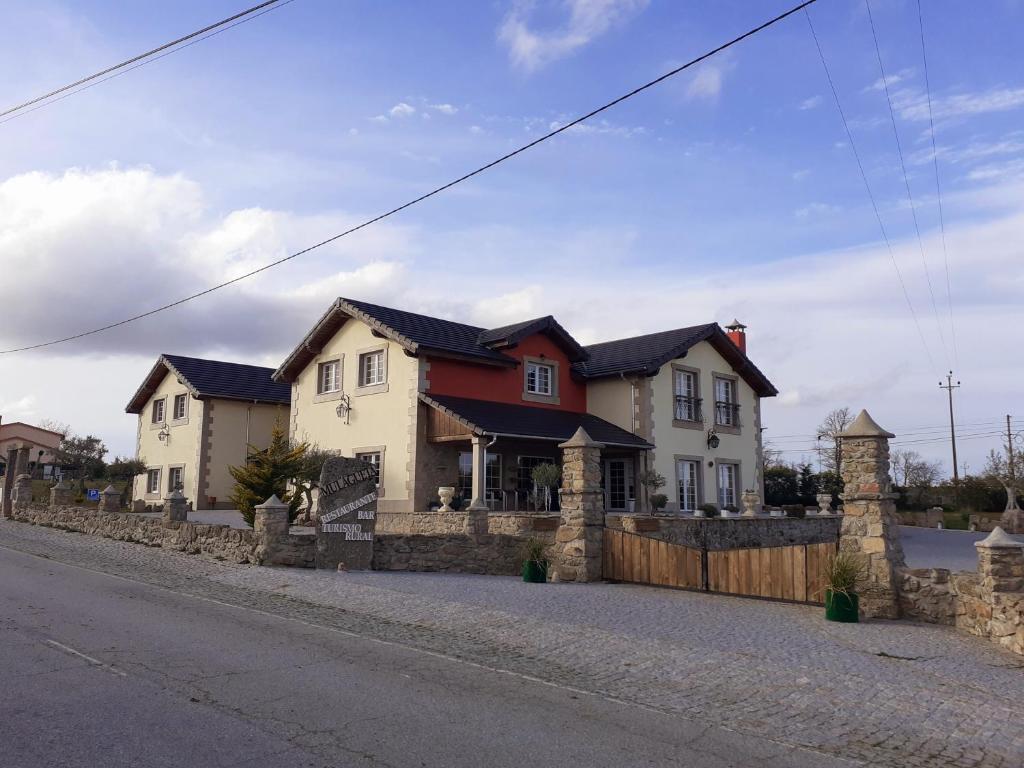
[{"left": 0, "top": 546, "right": 856, "bottom": 768}]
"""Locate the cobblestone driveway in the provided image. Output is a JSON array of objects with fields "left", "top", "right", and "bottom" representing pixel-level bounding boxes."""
[{"left": 2, "top": 520, "right": 1022, "bottom": 768}]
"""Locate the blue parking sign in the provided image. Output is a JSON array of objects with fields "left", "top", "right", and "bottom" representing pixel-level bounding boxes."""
[{"left": 86, "top": 489, "right": 100, "bottom": 501}]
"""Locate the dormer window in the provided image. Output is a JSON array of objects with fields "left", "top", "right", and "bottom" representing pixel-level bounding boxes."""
[{"left": 526, "top": 361, "right": 553, "bottom": 396}]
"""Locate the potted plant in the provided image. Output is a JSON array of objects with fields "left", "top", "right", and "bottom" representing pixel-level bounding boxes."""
[
  {"left": 638, "top": 468, "right": 667, "bottom": 513},
  {"left": 521, "top": 538, "right": 548, "bottom": 583},
  {"left": 823, "top": 551, "right": 866, "bottom": 623},
  {"left": 650, "top": 493, "right": 668, "bottom": 513},
  {"left": 696, "top": 502, "right": 718, "bottom": 518},
  {"left": 530, "top": 462, "right": 561, "bottom": 512}
]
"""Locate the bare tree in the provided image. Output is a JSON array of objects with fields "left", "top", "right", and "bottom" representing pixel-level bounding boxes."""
[
  {"left": 762, "top": 441, "right": 785, "bottom": 470},
  {"left": 816, "top": 407, "right": 853, "bottom": 475},
  {"left": 983, "top": 446, "right": 1020, "bottom": 512},
  {"left": 37, "top": 419, "right": 71, "bottom": 436},
  {"left": 891, "top": 449, "right": 942, "bottom": 488}
]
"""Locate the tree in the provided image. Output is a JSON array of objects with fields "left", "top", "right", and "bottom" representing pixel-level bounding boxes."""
[
  {"left": 37, "top": 419, "right": 71, "bottom": 437},
  {"left": 56, "top": 433, "right": 108, "bottom": 492},
  {"left": 891, "top": 449, "right": 942, "bottom": 488},
  {"left": 982, "top": 447, "right": 1021, "bottom": 512},
  {"left": 764, "top": 466, "right": 799, "bottom": 506},
  {"left": 816, "top": 407, "right": 853, "bottom": 475},
  {"left": 106, "top": 457, "right": 148, "bottom": 507},
  {"left": 293, "top": 444, "right": 336, "bottom": 515},
  {"left": 229, "top": 423, "right": 307, "bottom": 527},
  {"left": 797, "top": 463, "right": 818, "bottom": 505},
  {"left": 762, "top": 441, "right": 785, "bottom": 470}
]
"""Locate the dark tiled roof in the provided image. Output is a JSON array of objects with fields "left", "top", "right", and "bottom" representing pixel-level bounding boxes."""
[
  {"left": 476, "top": 315, "right": 588, "bottom": 362},
  {"left": 126, "top": 355, "right": 290, "bottom": 413},
  {"left": 422, "top": 394, "right": 653, "bottom": 449},
  {"left": 343, "top": 299, "right": 513, "bottom": 364},
  {"left": 574, "top": 324, "right": 718, "bottom": 378}
]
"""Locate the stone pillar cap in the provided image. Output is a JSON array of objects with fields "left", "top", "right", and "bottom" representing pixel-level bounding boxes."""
[
  {"left": 840, "top": 409, "right": 895, "bottom": 439},
  {"left": 558, "top": 426, "right": 605, "bottom": 450},
  {"left": 102, "top": 484, "right": 119, "bottom": 494},
  {"left": 256, "top": 494, "right": 288, "bottom": 509},
  {"left": 975, "top": 526, "right": 1024, "bottom": 550}
]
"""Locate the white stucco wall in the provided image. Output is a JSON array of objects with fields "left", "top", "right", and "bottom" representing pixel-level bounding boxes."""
[
  {"left": 204, "top": 399, "right": 287, "bottom": 504},
  {"left": 289, "top": 318, "right": 417, "bottom": 511}
]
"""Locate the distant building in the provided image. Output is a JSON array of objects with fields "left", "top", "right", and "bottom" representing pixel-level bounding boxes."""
[
  {"left": 0, "top": 421, "right": 65, "bottom": 478},
  {"left": 125, "top": 355, "right": 290, "bottom": 509}
]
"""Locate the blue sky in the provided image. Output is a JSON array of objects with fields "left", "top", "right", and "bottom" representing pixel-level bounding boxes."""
[{"left": 0, "top": 0, "right": 1021, "bottom": 470}]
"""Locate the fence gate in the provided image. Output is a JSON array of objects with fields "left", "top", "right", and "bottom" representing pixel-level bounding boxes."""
[
  {"left": 603, "top": 528, "right": 702, "bottom": 590},
  {"left": 603, "top": 528, "right": 836, "bottom": 606}
]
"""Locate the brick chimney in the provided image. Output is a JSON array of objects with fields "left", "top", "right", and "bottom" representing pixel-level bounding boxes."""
[{"left": 725, "top": 319, "right": 747, "bottom": 354}]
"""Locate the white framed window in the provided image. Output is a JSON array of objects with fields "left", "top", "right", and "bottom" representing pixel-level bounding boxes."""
[
  {"left": 151, "top": 398, "right": 165, "bottom": 424},
  {"left": 146, "top": 469, "right": 160, "bottom": 494},
  {"left": 714, "top": 377, "right": 739, "bottom": 427},
  {"left": 168, "top": 466, "right": 183, "bottom": 493},
  {"left": 317, "top": 360, "right": 341, "bottom": 394},
  {"left": 458, "top": 452, "right": 502, "bottom": 500},
  {"left": 358, "top": 350, "right": 386, "bottom": 387},
  {"left": 525, "top": 362, "right": 554, "bottom": 396},
  {"left": 355, "top": 451, "right": 382, "bottom": 486},
  {"left": 717, "top": 463, "right": 739, "bottom": 509},
  {"left": 677, "top": 459, "right": 700, "bottom": 512},
  {"left": 673, "top": 368, "right": 699, "bottom": 422},
  {"left": 172, "top": 393, "right": 188, "bottom": 420}
]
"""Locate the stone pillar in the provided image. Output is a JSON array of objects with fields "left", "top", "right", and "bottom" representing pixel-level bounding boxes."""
[
  {"left": 49, "top": 478, "right": 74, "bottom": 508},
  {"left": 97, "top": 484, "right": 121, "bottom": 514},
  {"left": 464, "top": 434, "right": 490, "bottom": 534},
  {"left": 551, "top": 427, "right": 605, "bottom": 583},
  {"left": 162, "top": 489, "right": 188, "bottom": 523},
  {"left": 838, "top": 410, "right": 905, "bottom": 619},
  {"left": 975, "top": 527, "right": 1024, "bottom": 596},
  {"left": 1, "top": 447, "right": 16, "bottom": 518},
  {"left": 10, "top": 444, "right": 33, "bottom": 512},
  {"left": 254, "top": 494, "right": 290, "bottom": 564}
]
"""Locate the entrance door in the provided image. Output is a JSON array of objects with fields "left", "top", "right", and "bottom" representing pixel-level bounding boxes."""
[{"left": 604, "top": 458, "right": 634, "bottom": 511}]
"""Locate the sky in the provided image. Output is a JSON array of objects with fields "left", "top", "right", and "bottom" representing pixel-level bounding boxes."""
[{"left": 0, "top": 0, "right": 1021, "bottom": 473}]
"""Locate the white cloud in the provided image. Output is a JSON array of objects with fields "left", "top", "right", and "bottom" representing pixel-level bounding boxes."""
[
  {"left": 547, "top": 117, "right": 648, "bottom": 138},
  {"left": 893, "top": 86, "right": 1024, "bottom": 122},
  {"left": 429, "top": 103, "right": 458, "bottom": 115},
  {"left": 794, "top": 202, "right": 840, "bottom": 218},
  {"left": 499, "top": 0, "right": 648, "bottom": 72},
  {"left": 798, "top": 95, "right": 822, "bottom": 111},
  {"left": 685, "top": 61, "right": 727, "bottom": 101},
  {"left": 0, "top": 394, "right": 38, "bottom": 420},
  {"left": 389, "top": 102, "right": 416, "bottom": 118},
  {"left": 865, "top": 68, "right": 914, "bottom": 93},
  {"left": 791, "top": 169, "right": 811, "bottom": 181}
]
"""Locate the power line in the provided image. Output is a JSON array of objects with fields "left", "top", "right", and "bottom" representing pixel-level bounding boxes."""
[
  {"left": 0, "top": 0, "right": 820, "bottom": 356},
  {"left": 916, "top": 0, "right": 959, "bottom": 370},
  {"left": 0, "top": 0, "right": 290, "bottom": 125},
  {"left": 803, "top": 8, "right": 939, "bottom": 378},
  {"left": 864, "top": 0, "right": 950, "bottom": 369}
]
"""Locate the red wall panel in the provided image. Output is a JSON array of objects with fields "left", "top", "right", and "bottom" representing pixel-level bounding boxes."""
[{"left": 426, "top": 334, "right": 587, "bottom": 412}]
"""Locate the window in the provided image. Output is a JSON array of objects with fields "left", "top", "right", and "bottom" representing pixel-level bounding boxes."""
[
  {"left": 673, "top": 369, "right": 700, "bottom": 422},
  {"left": 172, "top": 393, "right": 188, "bottom": 420},
  {"left": 714, "top": 377, "right": 739, "bottom": 427},
  {"left": 146, "top": 469, "right": 160, "bottom": 494},
  {"left": 525, "top": 361, "right": 553, "bottom": 396},
  {"left": 168, "top": 466, "right": 183, "bottom": 493},
  {"left": 677, "top": 459, "right": 700, "bottom": 512},
  {"left": 151, "top": 398, "right": 165, "bottom": 424},
  {"left": 458, "top": 452, "right": 501, "bottom": 501},
  {"left": 718, "top": 463, "right": 739, "bottom": 509},
  {"left": 355, "top": 451, "right": 382, "bottom": 486},
  {"left": 358, "top": 350, "right": 386, "bottom": 387},
  {"left": 317, "top": 360, "right": 340, "bottom": 394}
]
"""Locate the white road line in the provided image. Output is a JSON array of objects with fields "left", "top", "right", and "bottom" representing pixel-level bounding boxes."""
[{"left": 44, "top": 639, "right": 127, "bottom": 677}]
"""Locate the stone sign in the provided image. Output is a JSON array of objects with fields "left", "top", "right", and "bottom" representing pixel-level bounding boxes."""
[{"left": 315, "top": 456, "right": 378, "bottom": 570}]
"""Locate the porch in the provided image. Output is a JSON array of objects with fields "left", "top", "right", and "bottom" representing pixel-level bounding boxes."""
[{"left": 417, "top": 394, "right": 653, "bottom": 514}]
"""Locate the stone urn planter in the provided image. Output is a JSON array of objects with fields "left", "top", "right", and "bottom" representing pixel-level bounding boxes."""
[
  {"left": 816, "top": 493, "right": 833, "bottom": 515},
  {"left": 438, "top": 486, "right": 456, "bottom": 513},
  {"left": 741, "top": 489, "right": 760, "bottom": 517}
]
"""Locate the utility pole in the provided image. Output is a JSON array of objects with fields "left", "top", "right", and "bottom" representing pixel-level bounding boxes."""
[
  {"left": 1007, "top": 414, "right": 1017, "bottom": 486},
  {"left": 939, "top": 372, "right": 960, "bottom": 501}
]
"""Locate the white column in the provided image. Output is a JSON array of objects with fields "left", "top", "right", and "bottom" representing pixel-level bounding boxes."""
[{"left": 466, "top": 435, "right": 489, "bottom": 512}]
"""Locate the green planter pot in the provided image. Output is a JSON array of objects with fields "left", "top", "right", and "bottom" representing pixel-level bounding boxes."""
[
  {"left": 825, "top": 589, "right": 859, "bottom": 623},
  {"left": 522, "top": 560, "right": 547, "bottom": 583}
]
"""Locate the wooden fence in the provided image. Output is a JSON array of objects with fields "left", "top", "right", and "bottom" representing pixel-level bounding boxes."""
[{"left": 603, "top": 528, "right": 836, "bottom": 606}]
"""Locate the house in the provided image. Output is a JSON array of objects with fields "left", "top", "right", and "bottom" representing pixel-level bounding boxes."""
[
  {"left": 0, "top": 421, "right": 65, "bottom": 478},
  {"left": 274, "top": 298, "right": 776, "bottom": 515},
  {"left": 125, "top": 354, "right": 290, "bottom": 508}
]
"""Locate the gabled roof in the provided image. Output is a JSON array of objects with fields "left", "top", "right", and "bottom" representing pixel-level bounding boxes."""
[
  {"left": 421, "top": 394, "right": 653, "bottom": 449},
  {"left": 477, "top": 315, "right": 588, "bottom": 362},
  {"left": 126, "top": 354, "right": 291, "bottom": 414},
  {"left": 573, "top": 324, "right": 778, "bottom": 397}
]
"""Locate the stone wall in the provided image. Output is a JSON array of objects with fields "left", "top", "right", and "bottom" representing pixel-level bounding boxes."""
[
  {"left": 373, "top": 532, "right": 544, "bottom": 576},
  {"left": 899, "top": 508, "right": 944, "bottom": 528},
  {"left": 11, "top": 502, "right": 315, "bottom": 568},
  {"left": 605, "top": 514, "right": 841, "bottom": 550},
  {"left": 377, "top": 510, "right": 560, "bottom": 536}
]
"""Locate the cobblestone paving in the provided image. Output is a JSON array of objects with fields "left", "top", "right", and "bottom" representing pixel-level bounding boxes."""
[{"left": 3, "top": 520, "right": 1023, "bottom": 768}]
